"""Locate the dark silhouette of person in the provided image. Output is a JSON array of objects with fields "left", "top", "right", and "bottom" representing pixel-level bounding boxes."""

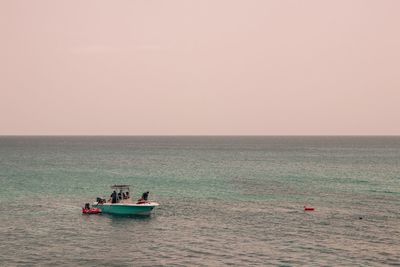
[
  {"left": 142, "top": 191, "right": 149, "bottom": 201},
  {"left": 110, "top": 190, "right": 117, "bottom": 203}
]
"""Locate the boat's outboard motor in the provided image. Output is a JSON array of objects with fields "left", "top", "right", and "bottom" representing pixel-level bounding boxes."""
[{"left": 84, "top": 203, "right": 90, "bottom": 210}]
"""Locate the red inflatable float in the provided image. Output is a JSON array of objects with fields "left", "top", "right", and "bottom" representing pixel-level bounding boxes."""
[{"left": 82, "top": 207, "right": 102, "bottom": 214}]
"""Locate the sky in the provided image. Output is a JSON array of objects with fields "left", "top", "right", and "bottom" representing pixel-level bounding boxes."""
[{"left": 1, "top": 0, "right": 399, "bottom": 135}]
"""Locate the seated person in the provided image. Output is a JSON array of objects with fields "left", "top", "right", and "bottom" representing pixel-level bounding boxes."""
[
  {"left": 138, "top": 191, "right": 149, "bottom": 202},
  {"left": 96, "top": 197, "right": 105, "bottom": 204}
]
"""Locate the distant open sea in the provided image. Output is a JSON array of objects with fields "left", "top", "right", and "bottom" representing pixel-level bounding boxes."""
[{"left": 0, "top": 136, "right": 399, "bottom": 266}]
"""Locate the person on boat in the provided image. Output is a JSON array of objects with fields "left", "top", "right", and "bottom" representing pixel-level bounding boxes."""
[
  {"left": 142, "top": 191, "right": 149, "bottom": 201},
  {"left": 137, "top": 191, "right": 149, "bottom": 203},
  {"left": 96, "top": 197, "right": 105, "bottom": 204},
  {"left": 110, "top": 190, "right": 117, "bottom": 203},
  {"left": 124, "top": 191, "right": 130, "bottom": 199}
]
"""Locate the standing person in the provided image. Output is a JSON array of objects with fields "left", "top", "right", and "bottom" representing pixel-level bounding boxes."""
[{"left": 110, "top": 190, "right": 117, "bottom": 203}]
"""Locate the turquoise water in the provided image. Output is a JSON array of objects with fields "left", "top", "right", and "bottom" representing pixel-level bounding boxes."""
[{"left": 0, "top": 136, "right": 399, "bottom": 266}]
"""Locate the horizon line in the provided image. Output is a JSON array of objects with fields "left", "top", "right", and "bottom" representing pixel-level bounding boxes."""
[{"left": 0, "top": 134, "right": 399, "bottom": 137}]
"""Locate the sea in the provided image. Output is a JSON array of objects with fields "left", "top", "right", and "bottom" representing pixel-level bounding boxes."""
[{"left": 0, "top": 136, "right": 399, "bottom": 266}]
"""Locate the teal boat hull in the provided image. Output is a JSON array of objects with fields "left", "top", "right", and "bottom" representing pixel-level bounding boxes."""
[{"left": 93, "top": 203, "right": 158, "bottom": 216}]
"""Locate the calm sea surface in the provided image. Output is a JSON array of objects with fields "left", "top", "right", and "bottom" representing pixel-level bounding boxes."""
[{"left": 0, "top": 136, "right": 399, "bottom": 266}]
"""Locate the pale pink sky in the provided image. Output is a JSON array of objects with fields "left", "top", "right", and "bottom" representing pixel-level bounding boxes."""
[{"left": 1, "top": 0, "right": 399, "bottom": 135}]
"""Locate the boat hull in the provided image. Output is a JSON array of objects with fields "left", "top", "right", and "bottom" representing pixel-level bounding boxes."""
[{"left": 93, "top": 202, "right": 158, "bottom": 215}]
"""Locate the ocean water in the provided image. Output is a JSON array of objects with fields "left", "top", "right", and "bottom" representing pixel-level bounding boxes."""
[{"left": 0, "top": 136, "right": 399, "bottom": 266}]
